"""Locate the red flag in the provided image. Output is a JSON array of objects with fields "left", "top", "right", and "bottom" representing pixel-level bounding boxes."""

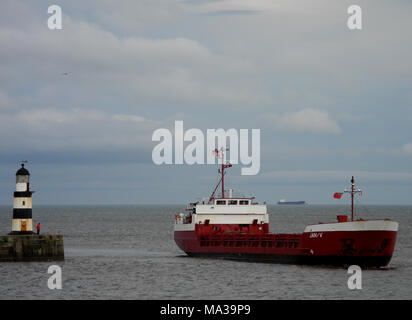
[{"left": 333, "top": 192, "right": 343, "bottom": 199}]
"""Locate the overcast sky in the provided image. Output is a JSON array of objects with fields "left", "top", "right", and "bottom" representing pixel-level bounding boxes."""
[{"left": 0, "top": 0, "right": 411, "bottom": 205}]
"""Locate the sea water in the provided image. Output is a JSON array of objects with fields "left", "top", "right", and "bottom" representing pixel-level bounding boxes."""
[{"left": 0, "top": 205, "right": 411, "bottom": 299}]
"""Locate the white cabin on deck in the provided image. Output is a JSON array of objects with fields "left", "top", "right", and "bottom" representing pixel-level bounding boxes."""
[{"left": 176, "top": 195, "right": 268, "bottom": 226}]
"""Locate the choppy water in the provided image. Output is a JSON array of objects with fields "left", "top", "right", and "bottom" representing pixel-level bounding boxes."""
[{"left": 0, "top": 205, "right": 411, "bottom": 299}]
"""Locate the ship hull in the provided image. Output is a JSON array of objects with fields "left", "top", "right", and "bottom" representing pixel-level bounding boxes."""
[{"left": 174, "top": 221, "right": 398, "bottom": 267}]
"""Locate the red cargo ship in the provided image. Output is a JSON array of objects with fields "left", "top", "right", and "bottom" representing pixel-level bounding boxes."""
[{"left": 174, "top": 149, "right": 398, "bottom": 267}]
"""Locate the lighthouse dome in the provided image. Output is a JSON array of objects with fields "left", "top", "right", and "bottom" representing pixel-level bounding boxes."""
[{"left": 16, "top": 164, "right": 30, "bottom": 176}]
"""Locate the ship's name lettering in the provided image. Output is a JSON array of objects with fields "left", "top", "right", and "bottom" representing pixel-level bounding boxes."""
[{"left": 310, "top": 232, "right": 323, "bottom": 238}]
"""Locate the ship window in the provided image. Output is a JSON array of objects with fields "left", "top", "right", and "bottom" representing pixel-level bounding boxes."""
[
  {"left": 228, "top": 200, "right": 238, "bottom": 205},
  {"left": 22, "top": 201, "right": 25, "bottom": 206},
  {"left": 216, "top": 200, "right": 226, "bottom": 205},
  {"left": 239, "top": 200, "right": 249, "bottom": 205}
]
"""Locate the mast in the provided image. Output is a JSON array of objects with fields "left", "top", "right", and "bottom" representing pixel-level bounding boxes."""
[
  {"left": 209, "top": 147, "right": 232, "bottom": 201},
  {"left": 220, "top": 148, "right": 232, "bottom": 198},
  {"left": 351, "top": 176, "right": 354, "bottom": 221},
  {"left": 343, "top": 176, "right": 362, "bottom": 221},
  {"left": 222, "top": 154, "right": 225, "bottom": 198}
]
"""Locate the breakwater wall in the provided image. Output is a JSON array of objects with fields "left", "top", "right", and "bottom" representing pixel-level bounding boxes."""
[{"left": 0, "top": 234, "right": 64, "bottom": 262}]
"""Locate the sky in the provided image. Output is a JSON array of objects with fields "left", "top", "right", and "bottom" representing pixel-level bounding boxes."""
[{"left": 0, "top": 0, "right": 411, "bottom": 205}]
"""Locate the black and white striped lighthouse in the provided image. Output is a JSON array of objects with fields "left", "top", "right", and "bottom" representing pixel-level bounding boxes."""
[{"left": 11, "top": 163, "right": 33, "bottom": 234}]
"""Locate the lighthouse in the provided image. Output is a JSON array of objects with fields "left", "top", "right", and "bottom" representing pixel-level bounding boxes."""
[
  {"left": 0, "top": 163, "right": 64, "bottom": 261},
  {"left": 11, "top": 163, "right": 33, "bottom": 234}
]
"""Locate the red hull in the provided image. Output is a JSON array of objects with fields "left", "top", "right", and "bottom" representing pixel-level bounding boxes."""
[{"left": 174, "top": 223, "right": 397, "bottom": 267}]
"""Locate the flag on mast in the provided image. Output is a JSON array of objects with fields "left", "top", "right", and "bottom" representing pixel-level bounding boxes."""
[{"left": 333, "top": 192, "right": 343, "bottom": 199}]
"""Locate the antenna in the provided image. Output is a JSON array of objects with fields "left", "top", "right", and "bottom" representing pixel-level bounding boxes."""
[{"left": 344, "top": 176, "right": 362, "bottom": 221}]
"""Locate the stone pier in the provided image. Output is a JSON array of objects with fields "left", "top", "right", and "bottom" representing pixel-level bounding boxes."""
[{"left": 0, "top": 234, "right": 64, "bottom": 262}]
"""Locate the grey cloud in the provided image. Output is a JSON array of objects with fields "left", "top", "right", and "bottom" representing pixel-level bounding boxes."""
[
  {"left": 0, "top": 12, "right": 270, "bottom": 110},
  {"left": 263, "top": 108, "right": 341, "bottom": 134},
  {"left": 251, "top": 170, "right": 412, "bottom": 185},
  {"left": 0, "top": 108, "right": 159, "bottom": 152},
  {"left": 0, "top": 0, "right": 411, "bottom": 204},
  {"left": 402, "top": 143, "right": 412, "bottom": 156}
]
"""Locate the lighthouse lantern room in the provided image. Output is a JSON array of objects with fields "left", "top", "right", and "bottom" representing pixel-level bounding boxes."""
[{"left": 11, "top": 163, "right": 33, "bottom": 234}]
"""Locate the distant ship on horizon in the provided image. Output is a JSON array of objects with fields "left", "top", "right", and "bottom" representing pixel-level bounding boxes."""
[{"left": 277, "top": 199, "right": 306, "bottom": 205}]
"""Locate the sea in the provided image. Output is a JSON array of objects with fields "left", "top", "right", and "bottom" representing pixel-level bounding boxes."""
[{"left": 0, "top": 205, "right": 411, "bottom": 300}]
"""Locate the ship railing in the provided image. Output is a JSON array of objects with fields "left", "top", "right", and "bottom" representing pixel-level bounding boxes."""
[
  {"left": 175, "top": 212, "right": 193, "bottom": 224},
  {"left": 186, "top": 201, "right": 201, "bottom": 211}
]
